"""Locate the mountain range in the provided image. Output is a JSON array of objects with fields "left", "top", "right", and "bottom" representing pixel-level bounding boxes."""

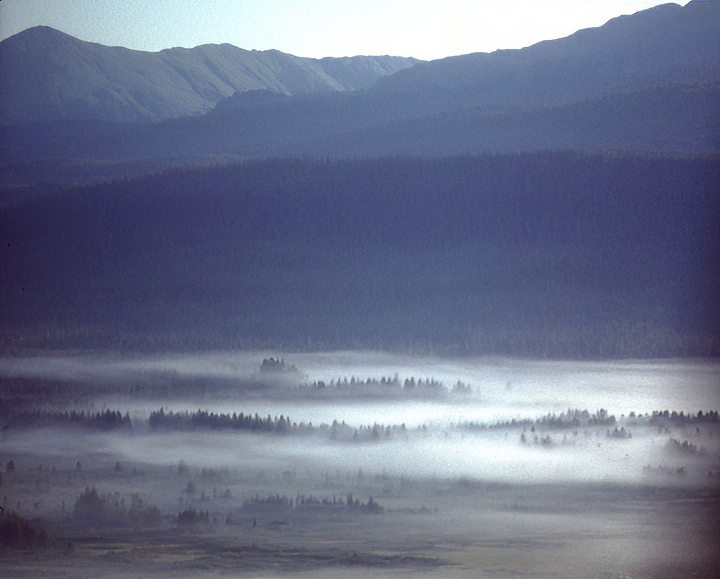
[
  {"left": 371, "top": 0, "right": 720, "bottom": 106},
  {"left": 0, "top": 25, "right": 419, "bottom": 124},
  {"left": 2, "top": 0, "right": 720, "bottom": 187},
  {"left": 1, "top": 1, "right": 719, "bottom": 357}
]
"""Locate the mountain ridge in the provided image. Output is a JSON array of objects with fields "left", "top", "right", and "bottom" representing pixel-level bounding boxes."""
[
  {"left": 370, "top": 0, "right": 720, "bottom": 107},
  {"left": 1, "top": 1, "right": 719, "bottom": 186},
  {"left": 0, "top": 25, "right": 420, "bottom": 124},
  {"left": 1, "top": 3, "right": 719, "bottom": 357}
]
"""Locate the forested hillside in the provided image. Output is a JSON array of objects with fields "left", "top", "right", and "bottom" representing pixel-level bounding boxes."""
[
  {"left": 2, "top": 153, "right": 718, "bottom": 356},
  {"left": 1, "top": 2, "right": 718, "bottom": 357}
]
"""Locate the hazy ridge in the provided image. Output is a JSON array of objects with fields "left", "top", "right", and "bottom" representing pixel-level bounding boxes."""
[
  {"left": 2, "top": 1, "right": 719, "bottom": 188},
  {"left": 0, "top": 25, "right": 419, "bottom": 124}
]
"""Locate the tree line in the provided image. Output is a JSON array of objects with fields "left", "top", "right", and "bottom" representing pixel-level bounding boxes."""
[
  {"left": 4, "top": 407, "right": 719, "bottom": 440},
  {"left": 298, "top": 375, "right": 473, "bottom": 396},
  {"left": 2, "top": 409, "right": 131, "bottom": 430},
  {"left": 148, "top": 409, "right": 302, "bottom": 433},
  {"left": 241, "top": 493, "right": 383, "bottom": 513}
]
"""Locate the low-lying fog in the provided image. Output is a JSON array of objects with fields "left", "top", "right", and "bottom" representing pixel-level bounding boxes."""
[
  {"left": 2, "top": 351, "right": 718, "bottom": 487},
  {"left": 10, "top": 424, "right": 706, "bottom": 487},
  {"left": 2, "top": 350, "right": 717, "bottom": 419},
  {"left": 3, "top": 350, "right": 719, "bottom": 577}
]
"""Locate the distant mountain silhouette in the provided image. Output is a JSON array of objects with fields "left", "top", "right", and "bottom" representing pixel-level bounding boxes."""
[
  {"left": 370, "top": 0, "right": 720, "bottom": 111},
  {"left": 308, "top": 82, "right": 720, "bottom": 157},
  {"left": 2, "top": 0, "right": 718, "bottom": 186},
  {"left": 0, "top": 26, "right": 419, "bottom": 124}
]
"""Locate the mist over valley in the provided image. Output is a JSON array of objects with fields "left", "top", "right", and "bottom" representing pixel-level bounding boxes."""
[{"left": 1, "top": 351, "right": 719, "bottom": 576}]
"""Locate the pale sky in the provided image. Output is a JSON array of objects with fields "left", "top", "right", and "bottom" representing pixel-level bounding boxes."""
[{"left": 0, "top": 0, "right": 691, "bottom": 60}]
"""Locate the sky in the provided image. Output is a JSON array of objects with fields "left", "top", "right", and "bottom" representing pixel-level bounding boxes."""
[{"left": 0, "top": 0, "right": 692, "bottom": 61}]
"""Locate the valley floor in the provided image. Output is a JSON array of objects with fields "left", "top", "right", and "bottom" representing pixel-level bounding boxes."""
[{"left": 1, "top": 353, "right": 719, "bottom": 577}]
